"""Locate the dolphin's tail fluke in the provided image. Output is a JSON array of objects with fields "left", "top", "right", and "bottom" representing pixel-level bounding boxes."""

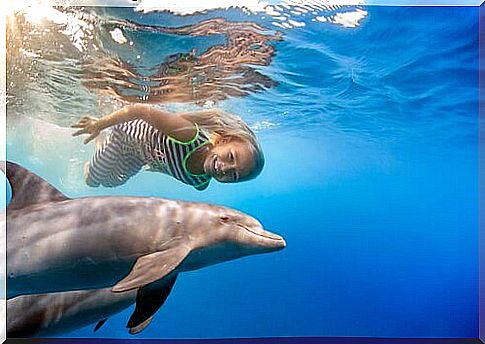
[{"left": 2, "top": 160, "right": 70, "bottom": 211}]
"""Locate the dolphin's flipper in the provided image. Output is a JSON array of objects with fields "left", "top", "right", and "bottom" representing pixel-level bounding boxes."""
[
  {"left": 94, "top": 318, "right": 108, "bottom": 332},
  {"left": 127, "top": 273, "right": 178, "bottom": 332},
  {"left": 129, "top": 315, "right": 155, "bottom": 335},
  {"left": 112, "top": 245, "right": 190, "bottom": 292},
  {"left": 2, "top": 161, "right": 69, "bottom": 210}
]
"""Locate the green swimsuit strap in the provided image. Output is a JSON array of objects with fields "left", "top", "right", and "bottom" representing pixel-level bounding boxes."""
[
  {"left": 183, "top": 141, "right": 212, "bottom": 178},
  {"left": 167, "top": 123, "right": 201, "bottom": 146}
]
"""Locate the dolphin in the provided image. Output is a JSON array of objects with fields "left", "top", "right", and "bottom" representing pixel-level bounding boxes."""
[
  {"left": 6, "top": 279, "right": 175, "bottom": 338},
  {"left": 7, "top": 288, "right": 138, "bottom": 337},
  {"left": 4, "top": 161, "right": 285, "bottom": 330},
  {"left": 7, "top": 272, "right": 179, "bottom": 338}
]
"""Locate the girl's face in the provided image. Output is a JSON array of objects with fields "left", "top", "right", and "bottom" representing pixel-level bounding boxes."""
[{"left": 203, "top": 138, "right": 256, "bottom": 183}]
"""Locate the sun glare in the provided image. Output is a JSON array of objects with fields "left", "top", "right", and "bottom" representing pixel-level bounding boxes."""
[{"left": 5, "top": 0, "right": 57, "bottom": 27}]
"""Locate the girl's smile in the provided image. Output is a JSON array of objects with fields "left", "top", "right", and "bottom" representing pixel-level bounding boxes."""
[{"left": 203, "top": 139, "right": 256, "bottom": 183}]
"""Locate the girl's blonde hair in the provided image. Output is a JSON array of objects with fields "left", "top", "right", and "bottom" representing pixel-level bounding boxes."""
[{"left": 182, "top": 109, "right": 265, "bottom": 181}]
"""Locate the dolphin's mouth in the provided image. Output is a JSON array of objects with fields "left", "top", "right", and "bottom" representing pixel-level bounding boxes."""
[{"left": 238, "top": 224, "right": 285, "bottom": 243}]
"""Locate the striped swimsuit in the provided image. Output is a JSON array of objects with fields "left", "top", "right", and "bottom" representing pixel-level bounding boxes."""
[{"left": 85, "top": 119, "right": 212, "bottom": 190}]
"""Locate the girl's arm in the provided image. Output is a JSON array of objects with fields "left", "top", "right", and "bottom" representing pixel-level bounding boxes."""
[{"left": 72, "top": 104, "right": 197, "bottom": 144}]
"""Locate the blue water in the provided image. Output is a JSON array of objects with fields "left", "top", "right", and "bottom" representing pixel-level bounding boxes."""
[{"left": 6, "top": 5, "right": 479, "bottom": 339}]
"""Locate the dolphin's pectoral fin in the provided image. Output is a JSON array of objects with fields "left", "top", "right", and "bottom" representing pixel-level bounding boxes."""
[
  {"left": 126, "top": 273, "right": 178, "bottom": 333},
  {"left": 94, "top": 319, "right": 108, "bottom": 332},
  {"left": 112, "top": 245, "right": 189, "bottom": 292},
  {"left": 2, "top": 161, "right": 70, "bottom": 211},
  {"left": 129, "top": 315, "right": 155, "bottom": 335}
]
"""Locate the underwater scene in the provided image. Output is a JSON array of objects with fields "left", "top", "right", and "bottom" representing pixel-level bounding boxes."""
[{"left": 4, "top": 2, "right": 479, "bottom": 340}]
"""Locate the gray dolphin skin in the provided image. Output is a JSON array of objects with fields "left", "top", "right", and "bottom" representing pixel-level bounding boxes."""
[
  {"left": 4, "top": 161, "right": 286, "bottom": 333},
  {"left": 7, "top": 288, "right": 138, "bottom": 337},
  {"left": 7, "top": 272, "right": 177, "bottom": 337}
]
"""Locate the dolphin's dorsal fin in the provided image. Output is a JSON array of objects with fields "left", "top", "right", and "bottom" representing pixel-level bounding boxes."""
[
  {"left": 127, "top": 273, "right": 178, "bottom": 333},
  {"left": 129, "top": 315, "right": 155, "bottom": 335},
  {"left": 1, "top": 161, "right": 69, "bottom": 211}
]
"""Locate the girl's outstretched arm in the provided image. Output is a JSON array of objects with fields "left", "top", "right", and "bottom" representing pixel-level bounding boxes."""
[{"left": 72, "top": 104, "right": 197, "bottom": 144}]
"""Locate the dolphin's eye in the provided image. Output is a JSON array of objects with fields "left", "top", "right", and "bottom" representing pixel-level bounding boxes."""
[{"left": 220, "top": 216, "right": 230, "bottom": 222}]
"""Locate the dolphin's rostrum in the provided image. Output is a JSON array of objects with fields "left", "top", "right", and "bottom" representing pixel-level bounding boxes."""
[{"left": 4, "top": 161, "right": 286, "bottom": 336}]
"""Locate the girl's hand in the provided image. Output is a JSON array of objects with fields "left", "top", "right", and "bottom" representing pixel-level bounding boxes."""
[{"left": 71, "top": 116, "right": 102, "bottom": 144}]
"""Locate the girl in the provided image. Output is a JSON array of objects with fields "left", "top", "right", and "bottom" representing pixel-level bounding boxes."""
[{"left": 72, "top": 105, "right": 264, "bottom": 190}]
